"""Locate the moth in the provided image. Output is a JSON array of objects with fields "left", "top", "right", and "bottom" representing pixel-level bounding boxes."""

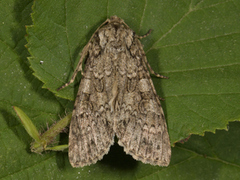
[{"left": 58, "top": 16, "right": 171, "bottom": 167}]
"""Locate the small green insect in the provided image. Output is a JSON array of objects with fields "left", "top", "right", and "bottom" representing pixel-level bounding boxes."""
[{"left": 13, "top": 106, "right": 71, "bottom": 153}]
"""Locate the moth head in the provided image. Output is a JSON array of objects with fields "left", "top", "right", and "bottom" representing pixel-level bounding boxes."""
[{"left": 110, "top": 16, "right": 124, "bottom": 24}]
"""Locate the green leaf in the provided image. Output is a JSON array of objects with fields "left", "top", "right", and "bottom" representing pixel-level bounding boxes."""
[
  {"left": 1, "top": 0, "right": 240, "bottom": 179},
  {"left": 13, "top": 106, "right": 41, "bottom": 143},
  {"left": 27, "top": 0, "right": 240, "bottom": 144},
  {"left": 13, "top": 106, "right": 70, "bottom": 153}
]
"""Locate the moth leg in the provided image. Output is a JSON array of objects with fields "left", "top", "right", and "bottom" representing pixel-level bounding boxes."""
[
  {"left": 146, "top": 59, "right": 169, "bottom": 79},
  {"left": 135, "top": 30, "right": 168, "bottom": 79},
  {"left": 136, "top": 29, "right": 152, "bottom": 39},
  {"left": 57, "top": 18, "right": 113, "bottom": 91},
  {"left": 57, "top": 44, "right": 90, "bottom": 91},
  {"left": 139, "top": 47, "right": 168, "bottom": 79},
  {"left": 157, "top": 95, "right": 165, "bottom": 101}
]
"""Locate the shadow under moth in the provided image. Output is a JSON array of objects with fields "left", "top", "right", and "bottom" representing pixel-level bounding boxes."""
[{"left": 58, "top": 16, "right": 171, "bottom": 167}]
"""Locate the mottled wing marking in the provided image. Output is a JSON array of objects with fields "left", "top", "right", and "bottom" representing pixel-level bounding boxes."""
[
  {"left": 68, "top": 34, "right": 115, "bottom": 167},
  {"left": 113, "top": 33, "right": 171, "bottom": 166},
  {"left": 58, "top": 16, "right": 171, "bottom": 167}
]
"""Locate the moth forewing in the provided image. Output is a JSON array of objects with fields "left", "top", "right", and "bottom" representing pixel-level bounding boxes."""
[{"left": 58, "top": 16, "right": 171, "bottom": 167}]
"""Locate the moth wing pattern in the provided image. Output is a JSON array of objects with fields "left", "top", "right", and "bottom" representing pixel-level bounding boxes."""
[
  {"left": 105, "top": 24, "right": 171, "bottom": 166},
  {"left": 59, "top": 16, "right": 171, "bottom": 167},
  {"left": 68, "top": 35, "right": 115, "bottom": 167},
  {"left": 114, "top": 37, "right": 171, "bottom": 166}
]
